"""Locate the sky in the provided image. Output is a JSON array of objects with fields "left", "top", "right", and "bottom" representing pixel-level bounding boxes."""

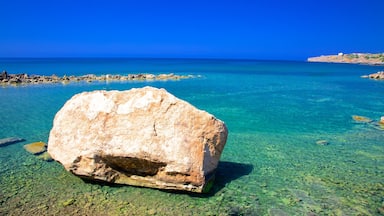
[{"left": 1, "top": 0, "right": 384, "bottom": 60}]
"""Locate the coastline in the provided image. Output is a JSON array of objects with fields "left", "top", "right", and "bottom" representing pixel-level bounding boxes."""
[{"left": 308, "top": 53, "right": 384, "bottom": 65}]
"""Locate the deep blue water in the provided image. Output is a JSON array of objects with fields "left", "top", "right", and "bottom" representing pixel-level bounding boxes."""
[{"left": 0, "top": 58, "right": 383, "bottom": 215}]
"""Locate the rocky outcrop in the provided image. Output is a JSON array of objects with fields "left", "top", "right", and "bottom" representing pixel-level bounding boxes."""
[
  {"left": 48, "top": 87, "right": 228, "bottom": 193},
  {"left": 352, "top": 115, "right": 384, "bottom": 130},
  {"left": 361, "top": 71, "right": 384, "bottom": 80},
  {"left": 0, "top": 70, "right": 195, "bottom": 86}
]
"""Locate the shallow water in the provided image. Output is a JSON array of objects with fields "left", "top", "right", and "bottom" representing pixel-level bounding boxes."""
[{"left": 0, "top": 58, "right": 383, "bottom": 215}]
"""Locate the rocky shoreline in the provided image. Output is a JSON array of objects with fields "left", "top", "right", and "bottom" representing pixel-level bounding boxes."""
[
  {"left": 361, "top": 71, "right": 384, "bottom": 80},
  {"left": 308, "top": 53, "right": 384, "bottom": 65},
  {"left": 0, "top": 70, "right": 196, "bottom": 86}
]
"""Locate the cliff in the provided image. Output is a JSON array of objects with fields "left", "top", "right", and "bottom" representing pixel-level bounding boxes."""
[{"left": 308, "top": 53, "right": 384, "bottom": 65}]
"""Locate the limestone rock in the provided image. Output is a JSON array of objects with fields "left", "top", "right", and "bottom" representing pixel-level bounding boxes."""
[{"left": 48, "top": 87, "right": 228, "bottom": 193}]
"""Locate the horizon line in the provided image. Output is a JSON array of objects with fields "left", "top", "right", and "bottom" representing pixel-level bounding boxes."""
[{"left": 0, "top": 56, "right": 308, "bottom": 62}]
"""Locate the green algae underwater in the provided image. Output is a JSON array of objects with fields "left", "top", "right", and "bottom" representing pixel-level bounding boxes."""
[{"left": 0, "top": 58, "right": 384, "bottom": 215}]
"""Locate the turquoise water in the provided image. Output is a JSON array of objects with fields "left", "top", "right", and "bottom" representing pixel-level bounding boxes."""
[{"left": 0, "top": 58, "right": 383, "bottom": 215}]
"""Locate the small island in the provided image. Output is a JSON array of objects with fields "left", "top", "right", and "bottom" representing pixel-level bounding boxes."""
[
  {"left": 0, "top": 70, "right": 196, "bottom": 86},
  {"left": 308, "top": 53, "right": 384, "bottom": 65}
]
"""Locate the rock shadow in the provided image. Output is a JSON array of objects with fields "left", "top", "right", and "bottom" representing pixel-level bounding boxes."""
[
  {"left": 200, "top": 161, "right": 254, "bottom": 197},
  {"left": 167, "top": 161, "right": 253, "bottom": 197}
]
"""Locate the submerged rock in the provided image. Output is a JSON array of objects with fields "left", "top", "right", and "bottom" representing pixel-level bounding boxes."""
[
  {"left": 0, "top": 137, "right": 24, "bottom": 147},
  {"left": 352, "top": 115, "right": 373, "bottom": 123},
  {"left": 37, "top": 152, "right": 53, "bottom": 161},
  {"left": 48, "top": 87, "right": 228, "bottom": 193},
  {"left": 23, "top": 141, "right": 47, "bottom": 154},
  {"left": 316, "top": 140, "right": 329, "bottom": 146}
]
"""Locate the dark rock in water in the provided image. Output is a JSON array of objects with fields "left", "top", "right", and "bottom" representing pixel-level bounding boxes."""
[
  {"left": 0, "top": 137, "right": 25, "bottom": 147},
  {"left": 369, "top": 122, "right": 384, "bottom": 131},
  {"left": 378, "top": 204, "right": 384, "bottom": 214},
  {"left": 0, "top": 70, "right": 8, "bottom": 79}
]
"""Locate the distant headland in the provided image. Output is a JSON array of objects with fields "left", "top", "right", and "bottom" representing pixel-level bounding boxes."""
[{"left": 308, "top": 53, "right": 384, "bottom": 65}]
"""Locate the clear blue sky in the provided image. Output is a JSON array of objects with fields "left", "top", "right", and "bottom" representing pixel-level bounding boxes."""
[{"left": 1, "top": 0, "right": 384, "bottom": 60}]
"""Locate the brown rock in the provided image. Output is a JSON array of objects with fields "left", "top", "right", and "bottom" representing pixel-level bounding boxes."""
[
  {"left": 23, "top": 141, "right": 47, "bottom": 154},
  {"left": 352, "top": 115, "right": 373, "bottom": 123},
  {"left": 362, "top": 71, "right": 384, "bottom": 80},
  {"left": 48, "top": 87, "right": 228, "bottom": 193}
]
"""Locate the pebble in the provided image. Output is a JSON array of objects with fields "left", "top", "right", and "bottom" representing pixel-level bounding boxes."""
[
  {"left": 316, "top": 140, "right": 329, "bottom": 146},
  {"left": 62, "top": 198, "right": 76, "bottom": 207}
]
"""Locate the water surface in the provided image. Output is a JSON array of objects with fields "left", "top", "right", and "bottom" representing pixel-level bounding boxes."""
[{"left": 0, "top": 58, "right": 383, "bottom": 215}]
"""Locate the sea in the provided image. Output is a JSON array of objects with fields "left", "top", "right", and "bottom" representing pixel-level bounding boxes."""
[{"left": 0, "top": 58, "right": 383, "bottom": 215}]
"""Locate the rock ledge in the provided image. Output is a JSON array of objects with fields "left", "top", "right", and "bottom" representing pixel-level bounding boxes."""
[{"left": 0, "top": 70, "right": 195, "bottom": 86}]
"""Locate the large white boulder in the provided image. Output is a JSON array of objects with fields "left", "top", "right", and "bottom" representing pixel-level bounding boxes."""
[{"left": 48, "top": 86, "right": 228, "bottom": 193}]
